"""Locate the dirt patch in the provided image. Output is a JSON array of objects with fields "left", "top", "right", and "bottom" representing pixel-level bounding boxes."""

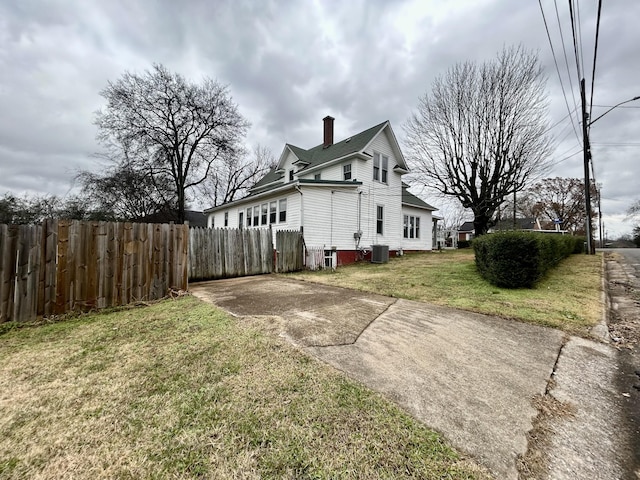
[{"left": 517, "top": 394, "right": 576, "bottom": 479}]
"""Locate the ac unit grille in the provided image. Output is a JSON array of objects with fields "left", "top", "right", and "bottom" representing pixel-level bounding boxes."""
[{"left": 371, "top": 245, "right": 389, "bottom": 264}]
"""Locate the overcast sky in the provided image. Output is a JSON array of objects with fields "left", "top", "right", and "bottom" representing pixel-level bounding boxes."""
[{"left": 1, "top": 0, "right": 638, "bottom": 236}]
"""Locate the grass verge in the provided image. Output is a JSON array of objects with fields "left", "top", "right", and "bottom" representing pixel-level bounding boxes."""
[
  {"left": 0, "top": 296, "right": 488, "bottom": 479},
  {"left": 289, "top": 250, "right": 602, "bottom": 335}
]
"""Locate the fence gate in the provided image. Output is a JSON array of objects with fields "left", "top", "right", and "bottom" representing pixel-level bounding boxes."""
[{"left": 276, "top": 230, "right": 304, "bottom": 273}]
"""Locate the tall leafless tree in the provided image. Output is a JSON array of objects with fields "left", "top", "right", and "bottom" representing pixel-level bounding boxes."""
[
  {"left": 200, "top": 144, "right": 275, "bottom": 207},
  {"left": 502, "top": 177, "right": 596, "bottom": 234},
  {"left": 95, "top": 64, "right": 250, "bottom": 223},
  {"left": 404, "top": 46, "right": 553, "bottom": 236}
]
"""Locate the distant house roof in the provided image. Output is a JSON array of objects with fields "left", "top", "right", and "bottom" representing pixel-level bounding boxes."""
[
  {"left": 459, "top": 221, "right": 475, "bottom": 232},
  {"left": 137, "top": 209, "right": 208, "bottom": 228},
  {"left": 493, "top": 217, "right": 538, "bottom": 231},
  {"left": 401, "top": 186, "right": 437, "bottom": 211}
]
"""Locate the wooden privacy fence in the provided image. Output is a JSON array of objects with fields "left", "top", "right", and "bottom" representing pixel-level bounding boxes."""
[
  {"left": 189, "top": 227, "right": 274, "bottom": 280},
  {"left": 0, "top": 220, "right": 189, "bottom": 323},
  {"left": 276, "top": 230, "right": 304, "bottom": 273}
]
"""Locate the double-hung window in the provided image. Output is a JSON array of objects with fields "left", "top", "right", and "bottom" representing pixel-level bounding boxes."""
[
  {"left": 373, "top": 152, "right": 389, "bottom": 184},
  {"left": 253, "top": 206, "right": 259, "bottom": 226},
  {"left": 261, "top": 203, "right": 268, "bottom": 225},
  {"left": 224, "top": 212, "right": 228, "bottom": 227},
  {"left": 246, "top": 208, "right": 252, "bottom": 227},
  {"left": 238, "top": 211, "right": 243, "bottom": 229},
  {"left": 376, "top": 205, "right": 384, "bottom": 235},
  {"left": 279, "top": 198, "right": 287, "bottom": 222},
  {"left": 343, "top": 164, "right": 352, "bottom": 181},
  {"left": 269, "top": 201, "right": 277, "bottom": 224}
]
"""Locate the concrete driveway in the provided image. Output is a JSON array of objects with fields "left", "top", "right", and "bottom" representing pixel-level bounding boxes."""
[
  {"left": 192, "top": 273, "right": 638, "bottom": 479},
  {"left": 191, "top": 275, "right": 565, "bottom": 479}
]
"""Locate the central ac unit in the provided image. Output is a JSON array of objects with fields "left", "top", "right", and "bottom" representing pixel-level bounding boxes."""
[{"left": 371, "top": 244, "right": 389, "bottom": 264}]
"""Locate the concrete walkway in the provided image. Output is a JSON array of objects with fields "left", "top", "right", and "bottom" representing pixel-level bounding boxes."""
[{"left": 190, "top": 274, "right": 636, "bottom": 479}]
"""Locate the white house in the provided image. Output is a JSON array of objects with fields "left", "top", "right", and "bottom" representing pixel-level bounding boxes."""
[{"left": 204, "top": 116, "right": 438, "bottom": 266}]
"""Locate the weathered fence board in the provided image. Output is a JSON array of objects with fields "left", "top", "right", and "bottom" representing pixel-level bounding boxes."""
[
  {"left": 276, "top": 230, "right": 304, "bottom": 273},
  {"left": 0, "top": 220, "right": 189, "bottom": 323},
  {"left": 189, "top": 227, "right": 274, "bottom": 280}
]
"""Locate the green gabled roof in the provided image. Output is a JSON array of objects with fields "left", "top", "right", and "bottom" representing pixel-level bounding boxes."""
[
  {"left": 251, "top": 167, "right": 283, "bottom": 190},
  {"left": 291, "top": 120, "right": 387, "bottom": 169},
  {"left": 402, "top": 186, "right": 437, "bottom": 211}
]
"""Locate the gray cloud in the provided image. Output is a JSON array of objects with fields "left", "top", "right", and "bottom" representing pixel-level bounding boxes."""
[{"left": 0, "top": 0, "right": 638, "bottom": 235}]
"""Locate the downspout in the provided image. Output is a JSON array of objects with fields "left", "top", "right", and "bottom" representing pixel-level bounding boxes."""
[{"left": 295, "top": 184, "right": 304, "bottom": 234}]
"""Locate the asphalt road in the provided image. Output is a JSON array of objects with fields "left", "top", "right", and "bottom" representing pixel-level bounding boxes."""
[{"left": 608, "top": 248, "right": 640, "bottom": 280}]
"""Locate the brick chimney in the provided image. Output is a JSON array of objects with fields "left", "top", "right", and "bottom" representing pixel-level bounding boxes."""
[{"left": 323, "top": 116, "right": 334, "bottom": 148}]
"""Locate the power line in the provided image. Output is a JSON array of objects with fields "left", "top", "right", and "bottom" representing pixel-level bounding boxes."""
[{"left": 540, "top": 0, "right": 581, "bottom": 144}]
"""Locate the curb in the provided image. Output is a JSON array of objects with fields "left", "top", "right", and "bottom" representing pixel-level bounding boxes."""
[{"left": 590, "top": 253, "right": 611, "bottom": 343}]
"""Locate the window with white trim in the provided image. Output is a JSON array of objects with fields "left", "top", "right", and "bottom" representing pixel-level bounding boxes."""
[
  {"left": 246, "top": 208, "right": 252, "bottom": 227},
  {"left": 269, "top": 201, "right": 277, "bottom": 224},
  {"left": 238, "top": 211, "right": 243, "bottom": 229},
  {"left": 343, "top": 164, "right": 352, "bottom": 181},
  {"left": 253, "top": 206, "right": 259, "bottom": 226},
  {"left": 373, "top": 152, "right": 389, "bottom": 183},
  {"left": 376, "top": 205, "right": 384, "bottom": 235},
  {"left": 279, "top": 198, "right": 287, "bottom": 222},
  {"left": 314, "top": 173, "right": 321, "bottom": 180},
  {"left": 261, "top": 203, "right": 268, "bottom": 225},
  {"left": 224, "top": 212, "right": 228, "bottom": 227},
  {"left": 403, "top": 215, "right": 420, "bottom": 239}
]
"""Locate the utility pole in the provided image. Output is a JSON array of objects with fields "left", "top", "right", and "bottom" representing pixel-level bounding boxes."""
[{"left": 580, "top": 79, "right": 593, "bottom": 254}]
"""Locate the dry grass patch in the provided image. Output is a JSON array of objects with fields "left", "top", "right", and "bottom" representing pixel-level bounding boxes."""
[
  {"left": 289, "top": 250, "right": 602, "bottom": 335},
  {"left": 0, "top": 297, "right": 488, "bottom": 479}
]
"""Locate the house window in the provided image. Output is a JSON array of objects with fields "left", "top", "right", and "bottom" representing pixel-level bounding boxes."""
[
  {"left": 261, "top": 203, "right": 268, "bottom": 225},
  {"left": 343, "top": 164, "right": 352, "bottom": 181},
  {"left": 269, "top": 201, "right": 277, "bottom": 224},
  {"left": 246, "top": 208, "right": 252, "bottom": 227},
  {"left": 381, "top": 156, "right": 388, "bottom": 183},
  {"left": 376, "top": 205, "right": 384, "bottom": 235},
  {"left": 314, "top": 173, "right": 321, "bottom": 180},
  {"left": 279, "top": 198, "right": 287, "bottom": 222},
  {"left": 224, "top": 212, "right": 228, "bottom": 227},
  {"left": 373, "top": 152, "right": 388, "bottom": 184},
  {"left": 289, "top": 169, "right": 294, "bottom": 181},
  {"left": 238, "top": 211, "right": 243, "bottom": 229},
  {"left": 373, "top": 153, "right": 380, "bottom": 181},
  {"left": 253, "top": 206, "right": 259, "bottom": 226},
  {"left": 403, "top": 215, "right": 421, "bottom": 239}
]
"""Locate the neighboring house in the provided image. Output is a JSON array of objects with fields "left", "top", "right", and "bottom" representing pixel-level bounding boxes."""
[
  {"left": 458, "top": 221, "right": 475, "bottom": 242},
  {"left": 205, "top": 116, "right": 438, "bottom": 266}
]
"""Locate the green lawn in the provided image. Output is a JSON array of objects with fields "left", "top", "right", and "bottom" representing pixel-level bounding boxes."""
[
  {"left": 0, "top": 297, "right": 488, "bottom": 480},
  {"left": 289, "top": 250, "right": 603, "bottom": 336}
]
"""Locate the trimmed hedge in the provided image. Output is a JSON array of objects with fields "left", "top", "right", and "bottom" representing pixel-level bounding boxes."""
[
  {"left": 473, "top": 232, "right": 585, "bottom": 288},
  {"left": 458, "top": 240, "right": 472, "bottom": 249}
]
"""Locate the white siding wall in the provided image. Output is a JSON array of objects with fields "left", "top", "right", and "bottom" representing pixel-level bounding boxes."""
[
  {"left": 206, "top": 190, "right": 302, "bottom": 245},
  {"left": 401, "top": 206, "right": 433, "bottom": 251},
  {"left": 357, "top": 129, "right": 404, "bottom": 250},
  {"left": 301, "top": 187, "right": 360, "bottom": 249}
]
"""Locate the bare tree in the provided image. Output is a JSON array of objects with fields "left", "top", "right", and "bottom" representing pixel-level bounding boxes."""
[
  {"left": 77, "top": 144, "right": 175, "bottom": 221},
  {"left": 404, "top": 46, "right": 553, "bottom": 236},
  {"left": 499, "top": 177, "right": 595, "bottom": 234},
  {"left": 95, "top": 64, "right": 249, "bottom": 223},
  {"left": 201, "top": 144, "right": 275, "bottom": 207}
]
